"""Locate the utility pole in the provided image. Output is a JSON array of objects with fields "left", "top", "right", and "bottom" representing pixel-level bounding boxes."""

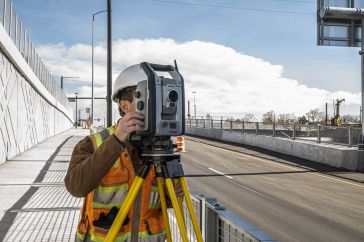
[
  {"left": 192, "top": 91, "right": 196, "bottom": 119},
  {"left": 325, "top": 102, "right": 328, "bottom": 125},
  {"left": 79, "top": 109, "right": 81, "bottom": 128},
  {"left": 106, "top": 0, "right": 112, "bottom": 127},
  {"left": 75, "top": 92, "right": 79, "bottom": 128}
]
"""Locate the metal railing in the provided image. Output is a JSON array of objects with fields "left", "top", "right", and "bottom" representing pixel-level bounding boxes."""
[
  {"left": 0, "top": 0, "right": 70, "bottom": 110},
  {"left": 186, "top": 119, "right": 361, "bottom": 147},
  {"left": 168, "top": 192, "right": 277, "bottom": 242}
]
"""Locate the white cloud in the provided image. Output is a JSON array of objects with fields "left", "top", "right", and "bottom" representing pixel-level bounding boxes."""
[{"left": 37, "top": 38, "right": 361, "bottom": 120}]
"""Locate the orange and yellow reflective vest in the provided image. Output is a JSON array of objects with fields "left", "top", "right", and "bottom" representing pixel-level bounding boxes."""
[{"left": 76, "top": 126, "right": 166, "bottom": 242}]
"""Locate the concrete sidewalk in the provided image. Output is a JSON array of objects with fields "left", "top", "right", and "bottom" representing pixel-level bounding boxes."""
[{"left": 0, "top": 128, "right": 90, "bottom": 242}]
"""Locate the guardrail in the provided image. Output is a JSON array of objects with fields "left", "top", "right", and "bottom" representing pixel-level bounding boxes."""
[
  {"left": 168, "top": 192, "right": 277, "bottom": 242},
  {"left": 0, "top": 0, "right": 70, "bottom": 110},
  {"left": 186, "top": 119, "right": 361, "bottom": 147}
]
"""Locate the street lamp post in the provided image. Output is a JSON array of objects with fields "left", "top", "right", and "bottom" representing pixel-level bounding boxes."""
[
  {"left": 61, "top": 76, "right": 79, "bottom": 89},
  {"left": 192, "top": 91, "right": 196, "bottom": 119},
  {"left": 92, "top": 10, "right": 107, "bottom": 126},
  {"left": 107, "top": 0, "right": 112, "bottom": 127},
  {"left": 75, "top": 92, "right": 79, "bottom": 128}
]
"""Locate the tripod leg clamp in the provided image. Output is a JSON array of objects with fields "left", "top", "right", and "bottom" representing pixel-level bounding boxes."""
[{"left": 164, "top": 159, "right": 184, "bottom": 178}]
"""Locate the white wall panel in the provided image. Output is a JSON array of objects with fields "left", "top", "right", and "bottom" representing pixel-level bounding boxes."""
[{"left": 0, "top": 49, "right": 73, "bottom": 165}]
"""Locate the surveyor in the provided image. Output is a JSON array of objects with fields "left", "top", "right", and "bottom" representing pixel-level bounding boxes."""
[{"left": 65, "top": 64, "right": 183, "bottom": 241}]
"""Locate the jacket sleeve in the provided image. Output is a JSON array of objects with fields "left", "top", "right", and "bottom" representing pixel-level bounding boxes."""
[{"left": 64, "top": 134, "right": 125, "bottom": 198}]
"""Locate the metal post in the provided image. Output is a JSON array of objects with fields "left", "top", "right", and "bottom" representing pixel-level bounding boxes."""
[
  {"left": 242, "top": 121, "right": 245, "bottom": 133},
  {"left": 92, "top": 15, "right": 95, "bottom": 126},
  {"left": 192, "top": 91, "right": 197, "bottom": 119},
  {"left": 230, "top": 120, "right": 232, "bottom": 131},
  {"left": 211, "top": 119, "right": 213, "bottom": 129},
  {"left": 9, "top": 2, "right": 12, "bottom": 36},
  {"left": 3, "top": 0, "right": 6, "bottom": 25},
  {"left": 61, "top": 76, "right": 63, "bottom": 89},
  {"left": 360, "top": 19, "right": 364, "bottom": 148},
  {"left": 14, "top": 14, "right": 17, "bottom": 47},
  {"left": 292, "top": 124, "right": 296, "bottom": 140},
  {"left": 348, "top": 126, "right": 352, "bottom": 146},
  {"left": 325, "top": 102, "right": 328, "bottom": 125},
  {"left": 256, "top": 122, "right": 259, "bottom": 134},
  {"left": 203, "top": 119, "right": 205, "bottom": 129},
  {"left": 205, "top": 202, "right": 218, "bottom": 242},
  {"left": 106, "top": 0, "right": 112, "bottom": 127},
  {"left": 200, "top": 197, "right": 206, "bottom": 241},
  {"left": 220, "top": 119, "right": 223, "bottom": 130},
  {"left": 75, "top": 94, "right": 78, "bottom": 128},
  {"left": 317, "top": 124, "right": 321, "bottom": 143},
  {"left": 273, "top": 121, "right": 276, "bottom": 137}
]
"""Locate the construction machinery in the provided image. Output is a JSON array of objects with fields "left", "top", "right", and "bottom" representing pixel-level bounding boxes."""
[{"left": 331, "top": 98, "right": 345, "bottom": 126}]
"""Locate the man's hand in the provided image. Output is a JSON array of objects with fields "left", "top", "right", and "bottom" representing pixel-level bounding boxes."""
[{"left": 115, "top": 112, "right": 144, "bottom": 142}]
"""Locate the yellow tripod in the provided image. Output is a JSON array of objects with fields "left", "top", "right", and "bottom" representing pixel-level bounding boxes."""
[{"left": 104, "top": 154, "right": 203, "bottom": 242}]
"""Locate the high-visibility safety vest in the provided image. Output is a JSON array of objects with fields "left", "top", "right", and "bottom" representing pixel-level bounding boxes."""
[{"left": 76, "top": 126, "right": 166, "bottom": 242}]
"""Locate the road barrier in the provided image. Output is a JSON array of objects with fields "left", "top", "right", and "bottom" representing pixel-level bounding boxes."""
[
  {"left": 168, "top": 192, "right": 277, "bottom": 242},
  {"left": 186, "top": 119, "right": 361, "bottom": 147}
]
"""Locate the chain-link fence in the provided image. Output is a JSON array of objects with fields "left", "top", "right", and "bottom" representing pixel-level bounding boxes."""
[
  {"left": 186, "top": 119, "right": 361, "bottom": 147},
  {"left": 168, "top": 192, "right": 277, "bottom": 242},
  {"left": 0, "top": 0, "right": 70, "bottom": 111}
]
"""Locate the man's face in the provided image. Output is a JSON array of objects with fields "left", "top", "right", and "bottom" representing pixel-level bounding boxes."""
[{"left": 119, "top": 96, "right": 136, "bottom": 114}]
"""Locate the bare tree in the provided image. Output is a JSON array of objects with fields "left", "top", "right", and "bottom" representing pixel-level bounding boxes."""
[
  {"left": 278, "top": 113, "right": 296, "bottom": 123},
  {"left": 242, "top": 113, "right": 256, "bottom": 122},
  {"left": 342, "top": 114, "right": 360, "bottom": 123},
  {"left": 262, "top": 110, "right": 274, "bottom": 124},
  {"left": 306, "top": 109, "right": 325, "bottom": 123}
]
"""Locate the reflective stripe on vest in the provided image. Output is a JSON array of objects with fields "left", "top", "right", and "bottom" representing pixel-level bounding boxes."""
[
  {"left": 92, "top": 127, "right": 119, "bottom": 168},
  {"left": 92, "top": 184, "right": 129, "bottom": 209}
]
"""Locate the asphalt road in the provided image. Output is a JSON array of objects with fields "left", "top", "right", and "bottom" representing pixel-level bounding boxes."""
[{"left": 181, "top": 136, "right": 364, "bottom": 242}]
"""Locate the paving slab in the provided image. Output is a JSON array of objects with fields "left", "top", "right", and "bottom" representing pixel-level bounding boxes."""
[{"left": 0, "top": 128, "right": 89, "bottom": 242}]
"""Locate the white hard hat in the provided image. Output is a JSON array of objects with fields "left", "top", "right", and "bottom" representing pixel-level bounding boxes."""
[{"left": 112, "top": 64, "right": 148, "bottom": 103}]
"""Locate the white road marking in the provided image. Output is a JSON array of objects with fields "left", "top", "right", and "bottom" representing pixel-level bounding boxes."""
[
  {"left": 208, "top": 168, "right": 233, "bottom": 179},
  {"left": 190, "top": 162, "right": 280, "bottom": 203},
  {"left": 187, "top": 139, "right": 364, "bottom": 189}
]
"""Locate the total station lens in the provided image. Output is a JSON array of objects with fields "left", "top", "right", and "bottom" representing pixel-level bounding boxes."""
[{"left": 168, "top": 90, "right": 178, "bottom": 102}]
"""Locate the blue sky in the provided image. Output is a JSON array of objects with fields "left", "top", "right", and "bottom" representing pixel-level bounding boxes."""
[
  {"left": 12, "top": 0, "right": 359, "bottom": 92},
  {"left": 9, "top": 0, "right": 361, "bottom": 119}
]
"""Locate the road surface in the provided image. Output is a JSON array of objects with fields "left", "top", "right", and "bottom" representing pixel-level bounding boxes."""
[{"left": 182, "top": 136, "right": 364, "bottom": 242}]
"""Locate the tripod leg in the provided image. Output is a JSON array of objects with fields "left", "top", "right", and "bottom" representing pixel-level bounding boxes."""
[
  {"left": 174, "top": 179, "right": 186, "bottom": 224},
  {"left": 179, "top": 177, "right": 204, "bottom": 242},
  {"left": 165, "top": 178, "right": 189, "bottom": 242},
  {"left": 104, "top": 176, "right": 144, "bottom": 242},
  {"left": 157, "top": 177, "right": 172, "bottom": 242}
]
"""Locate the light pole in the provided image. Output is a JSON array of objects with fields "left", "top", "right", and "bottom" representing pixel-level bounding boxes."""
[
  {"left": 75, "top": 92, "right": 79, "bottom": 128},
  {"left": 107, "top": 0, "right": 112, "bottom": 127},
  {"left": 92, "top": 10, "right": 107, "bottom": 126},
  {"left": 192, "top": 91, "right": 196, "bottom": 119},
  {"left": 61, "top": 76, "right": 79, "bottom": 89}
]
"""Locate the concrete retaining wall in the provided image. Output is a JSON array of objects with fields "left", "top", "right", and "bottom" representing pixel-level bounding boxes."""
[{"left": 186, "top": 127, "right": 364, "bottom": 171}]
